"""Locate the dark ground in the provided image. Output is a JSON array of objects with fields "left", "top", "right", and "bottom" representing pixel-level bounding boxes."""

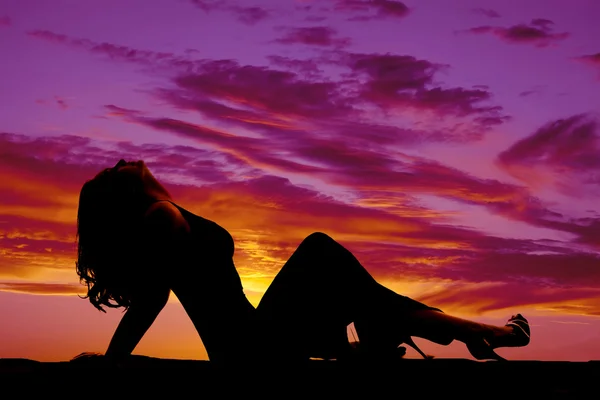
[{"left": 1, "top": 356, "right": 597, "bottom": 398}]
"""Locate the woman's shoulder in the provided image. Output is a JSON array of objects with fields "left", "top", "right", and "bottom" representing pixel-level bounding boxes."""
[{"left": 144, "top": 200, "right": 191, "bottom": 238}]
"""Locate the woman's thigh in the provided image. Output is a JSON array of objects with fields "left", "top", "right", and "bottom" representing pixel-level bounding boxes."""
[
  {"left": 257, "top": 233, "right": 378, "bottom": 315},
  {"left": 255, "top": 232, "right": 379, "bottom": 358},
  {"left": 255, "top": 232, "right": 443, "bottom": 357}
]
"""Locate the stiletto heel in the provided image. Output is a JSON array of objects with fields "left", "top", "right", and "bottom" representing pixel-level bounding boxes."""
[
  {"left": 404, "top": 336, "right": 434, "bottom": 359},
  {"left": 466, "top": 338, "right": 506, "bottom": 361}
]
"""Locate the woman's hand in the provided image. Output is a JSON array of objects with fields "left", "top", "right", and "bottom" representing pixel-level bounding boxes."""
[
  {"left": 71, "top": 352, "right": 104, "bottom": 361},
  {"left": 70, "top": 352, "right": 126, "bottom": 368}
]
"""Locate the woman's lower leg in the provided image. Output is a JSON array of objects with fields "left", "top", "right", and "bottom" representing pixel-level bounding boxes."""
[{"left": 403, "top": 309, "right": 515, "bottom": 345}]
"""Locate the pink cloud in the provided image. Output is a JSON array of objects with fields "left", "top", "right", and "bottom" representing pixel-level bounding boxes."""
[
  {"left": 27, "top": 30, "right": 203, "bottom": 71},
  {"left": 436, "top": 250, "right": 600, "bottom": 289},
  {"left": 335, "top": 0, "right": 410, "bottom": 21},
  {"left": 34, "top": 96, "right": 70, "bottom": 110},
  {"left": 275, "top": 26, "right": 351, "bottom": 48},
  {"left": 105, "top": 94, "right": 598, "bottom": 248},
  {"left": 341, "top": 52, "right": 508, "bottom": 127},
  {"left": 104, "top": 104, "right": 145, "bottom": 118},
  {"left": 267, "top": 55, "right": 324, "bottom": 77},
  {"left": 0, "top": 15, "right": 10, "bottom": 27},
  {"left": 173, "top": 60, "right": 355, "bottom": 119},
  {"left": 29, "top": 30, "right": 509, "bottom": 139},
  {"left": 496, "top": 114, "right": 600, "bottom": 196},
  {"left": 188, "top": 1, "right": 270, "bottom": 25},
  {"left": 115, "top": 103, "right": 501, "bottom": 191},
  {"left": 417, "top": 281, "right": 600, "bottom": 315},
  {"left": 577, "top": 53, "right": 600, "bottom": 65},
  {"left": 130, "top": 116, "right": 326, "bottom": 175},
  {"left": 464, "top": 19, "right": 569, "bottom": 47},
  {"left": 188, "top": 0, "right": 225, "bottom": 12},
  {"left": 575, "top": 53, "right": 600, "bottom": 78},
  {"left": 103, "top": 96, "right": 600, "bottom": 253},
  {"left": 519, "top": 86, "right": 545, "bottom": 97},
  {"left": 54, "top": 96, "right": 68, "bottom": 110}
]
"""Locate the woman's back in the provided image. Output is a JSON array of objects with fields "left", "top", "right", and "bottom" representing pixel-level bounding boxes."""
[{"left": 151, "top": 200, "right": 258, "bottom": 363}]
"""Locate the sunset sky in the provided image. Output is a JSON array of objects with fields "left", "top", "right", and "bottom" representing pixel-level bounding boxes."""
[{"left": 1, "top": 0, "right": 600, "bottom": 362}]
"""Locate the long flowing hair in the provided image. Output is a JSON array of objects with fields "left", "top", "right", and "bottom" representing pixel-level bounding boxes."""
[{"left": 75, "top": 168, "right": 148, "bottom": 312}]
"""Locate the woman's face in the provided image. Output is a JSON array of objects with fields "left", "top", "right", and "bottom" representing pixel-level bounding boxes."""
[
  {"left": 111, "top": 159, "right": 147, "bottom": 177},
  {"left": 96, "top": 159, "right": 149, "bottom": 181},
  {"left": 99, "top": 159, "right": 169, "bottom": 201}
]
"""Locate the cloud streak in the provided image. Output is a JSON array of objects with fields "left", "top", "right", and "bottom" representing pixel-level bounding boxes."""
[
  {"left": 28, "top": 29, "right": 509, "bottom": 140},
  {"left": 275, "top": 26, "right": 351, "bottom": 48},
  {"left": 497, "top": 114, "right": 600, "bottom": 196},
  {"left": 109, "top": 104, "right": 600, "bottom": 255},
  {"left": 189, "top": 1, "right": 271, "bottom": 25},
  {"left": 575, "top": 53, "right": 600, "bottom": 78},
  {"left": 464, "top": 19, "right": 569, "bottom": 47},
  {"left": 334, "top": 0, "right": 410, "bottom": 21}
]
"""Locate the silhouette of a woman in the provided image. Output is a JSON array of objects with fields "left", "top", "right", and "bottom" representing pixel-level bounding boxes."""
[{"left": 76, "top": 159, "right": 530, "bottom": 364}]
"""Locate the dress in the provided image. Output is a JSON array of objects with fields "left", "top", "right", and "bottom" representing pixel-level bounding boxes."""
[
  {"left": 151, "top": 200, "right": 439, "bottom": 363},
  {"left": 151, "top": 200, "right": 257, "bottom": 362}
]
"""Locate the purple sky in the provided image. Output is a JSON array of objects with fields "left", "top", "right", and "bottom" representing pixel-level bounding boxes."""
[{"left": 1, "top": 0, "right": 600, "bottom": 361}]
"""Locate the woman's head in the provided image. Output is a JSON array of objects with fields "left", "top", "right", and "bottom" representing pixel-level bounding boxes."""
[{"left": 76, "top": 159, "right": 159, "bottom": 312}]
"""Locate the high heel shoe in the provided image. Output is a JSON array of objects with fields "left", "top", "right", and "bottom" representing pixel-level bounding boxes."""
[
  {"left": 466, "top": 338, "right": 506, "bottom": 361},
  {"left": 467, "top": 314, "right": 531, "bottom": 361},
  {"left": 505, "top": 314, "right": 530, "bottom": 346}
]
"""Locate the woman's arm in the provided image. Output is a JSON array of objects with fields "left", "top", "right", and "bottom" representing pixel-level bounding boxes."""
[
  {"left": 105, "top": 286, "right": 170, "bottom": 360},
  {"left": 105, "top": 202, "right": 185, "bottom": 360}
]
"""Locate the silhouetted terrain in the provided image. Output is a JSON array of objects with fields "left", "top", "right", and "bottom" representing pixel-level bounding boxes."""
[{"left": 1, "top": 356, "right": 597, "bottom": 397}]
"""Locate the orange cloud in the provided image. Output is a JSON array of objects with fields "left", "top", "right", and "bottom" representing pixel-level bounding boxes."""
[
  {"left": 416, "top": 281, "right": 600, "bottom": 317},
  {"left": 0, "top": 282, "right": 84, "bottom": 295},
  {"left": 1, "top": 130, "right": 600, "bottom": 316}
]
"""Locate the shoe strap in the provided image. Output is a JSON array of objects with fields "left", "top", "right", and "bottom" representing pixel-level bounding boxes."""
[{"left": 506, "top": 320, "right": 530, "bottom": 338}]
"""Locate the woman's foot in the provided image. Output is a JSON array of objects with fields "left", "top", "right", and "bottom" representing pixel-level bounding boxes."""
[
  {"left": 504, "top": 314, "right": 531, "bottom": 346},
  {"left": 466, "top": 314, "right": 531, "bottom": 361}
]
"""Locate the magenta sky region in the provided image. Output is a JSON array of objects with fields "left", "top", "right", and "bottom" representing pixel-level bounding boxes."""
[{"left": 1, "top": 0, "right": 600, "bottom": 361}]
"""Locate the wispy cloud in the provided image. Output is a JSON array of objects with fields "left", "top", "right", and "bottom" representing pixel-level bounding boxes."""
[
  {"left": 27, "top": 30, "right": 204, "bottom": 71},
  {"left": 462, "top": 18, "right": 569, "bottom": 47},
  {"left": 575, "top": 53, "right": 600, "bottom": 78},
  {"left": 28, "top": 29, "right": 509, "bottom": 138},
  {"left": 417, "top": 281, "right": 600, "bottom": 315},
  {"left": 188, "top": 0, "right": 271, "bottom": 25},
  {"left": 109, "top": 104, "right": 600, "bottom": 253},
  {"left": 275, "top": 26, "right": 351, "bottom": 48},
  {"left": 35, "top": 96, "right": 70, "bottom": 110},
  {"left": 497, "top": 114, "right": 600, "bottom": 196},
  {"left": 334, "top": 0, "right": 410, "bottom": 21},
  {"left": 519, "top": 85, "right": 545, "bottom": 97},
  {"left": 340, "top": 52, "right": 508, "bottom": 126}
]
